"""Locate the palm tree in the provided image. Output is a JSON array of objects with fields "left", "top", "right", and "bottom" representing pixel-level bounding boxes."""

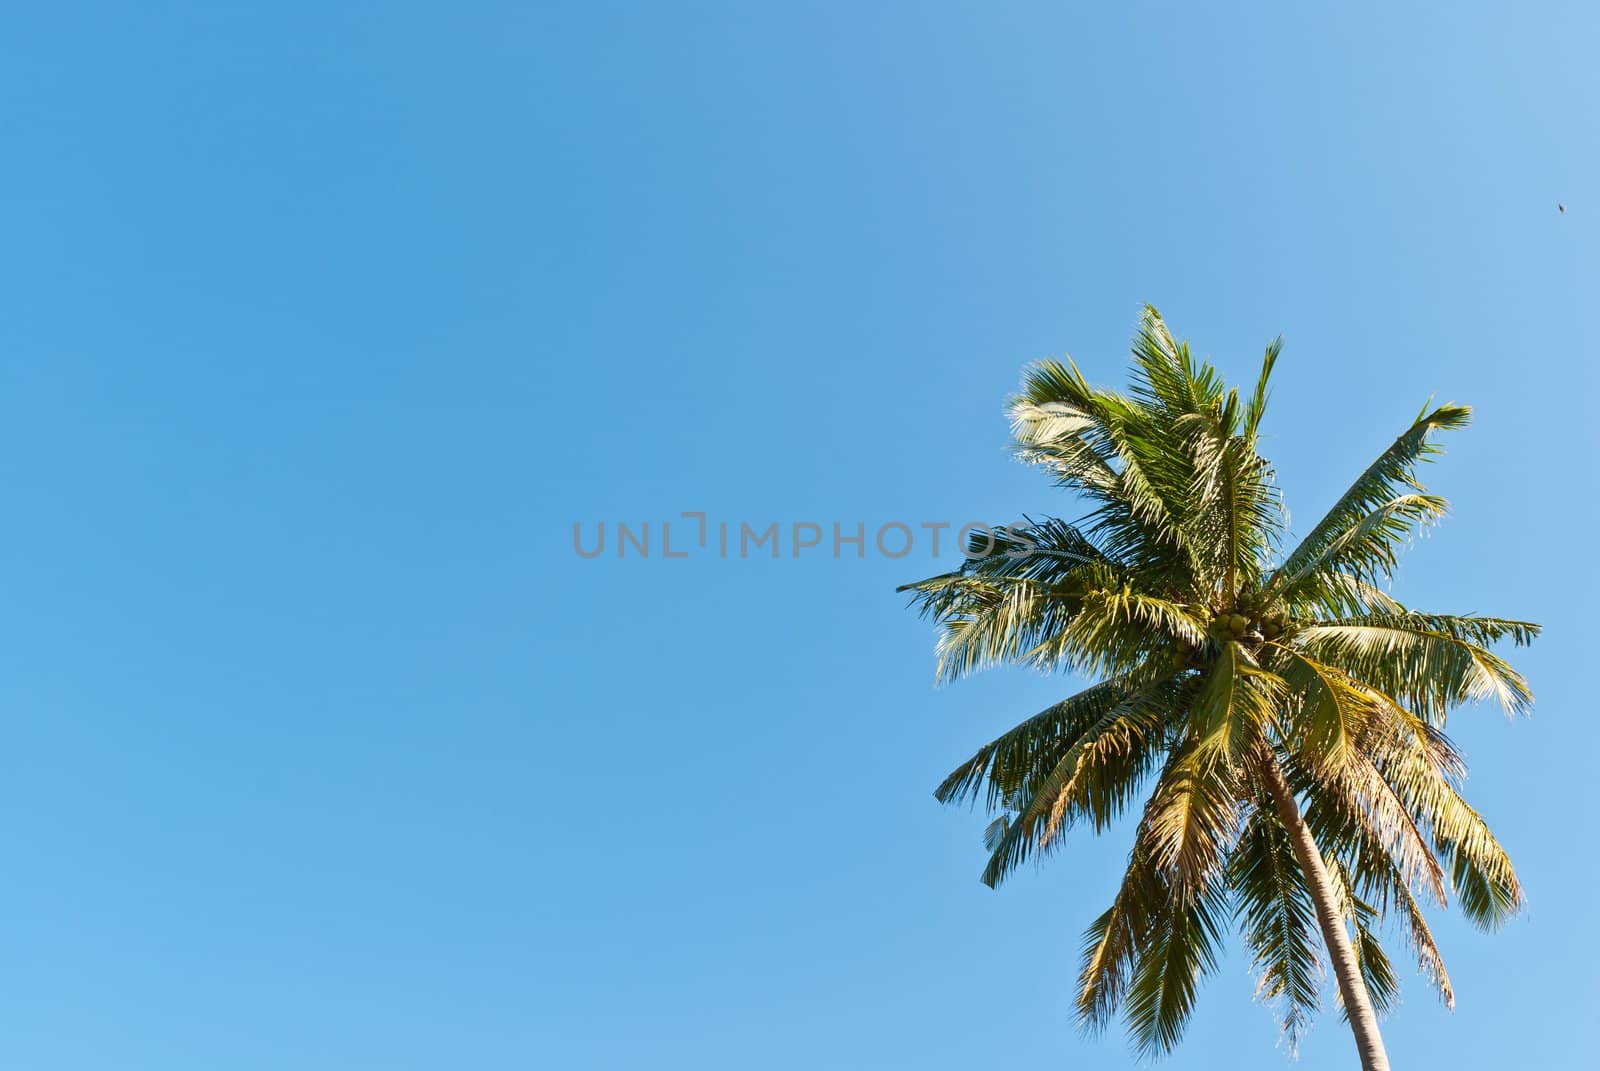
[{"left": 900, "top": 308, "right": 1537, "bottom": 1070}]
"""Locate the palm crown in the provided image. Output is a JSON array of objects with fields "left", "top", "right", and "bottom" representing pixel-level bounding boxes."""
[{"left": 901, "top": 308, "right": 1537, "bottom": 1067}]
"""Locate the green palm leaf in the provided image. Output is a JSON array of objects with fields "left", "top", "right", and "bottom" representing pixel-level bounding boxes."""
[{"left": 1231, "top": 806, "right": 1323, "bottom": 1046}]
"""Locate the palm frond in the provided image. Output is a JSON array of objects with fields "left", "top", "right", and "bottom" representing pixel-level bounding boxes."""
[
  {"left": 1394, "top": 876, "right": 1456, "bottom": 1007},
  {"left": 1078, "top": 731, "right": 1231, "bottom": 1058},
  {"left": 1288, "top": 746, "right": 1448, "bottom": 909},
  {"left": 1123, "top": 872, "right": 1231, "bottom": 1058},
  {"left": 1319, "top": 855, "right": 1400, "bottom": 1020},
  {"left": 1271, "top": 645, "right": 1372, "bottom": 772},
  {"left": 1191, "top": 641, "right": 1282, "bottom": 763},
  {"left": 1243, "top": 337, "right": 1281, "bottom": 444},
  {"left": 1295, "top": 615, "right": 1535, "bottom": 720},
  {"left": 933, "top": 678, "right": 1132, "bottom": 809},
  {"left": 1270, "top": 403, "right": 1470, "bottom": 598},
  {"left": 1368, "top": 729, "right": 1525, "bottom": 928},
  {"left": 1078, "top": 842, "right": 1162, "bottom": 1031},
  {"left": 976, "top": 677, "right": 1183, "bottom": 887},
  {"left": 1273, "top": 494, "right": 1448, "bottom": 611},
  {"left": 1183, "top": 410, "right": 1282, "bottom": 599},
  {"left": 1231, "top": 805, "right": 1322, "bottom": 1046},
  {"left": 1143, "top": 741, "right": 1242, "bottom": 892}
]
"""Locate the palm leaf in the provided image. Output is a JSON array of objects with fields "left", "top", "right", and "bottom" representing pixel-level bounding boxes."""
[
  {"left": 1295, "top": 615, "right": 1535, "bottom": 720},
  {"left": 1230, "top": 805, "right": 1323, "bottom": 1046},
  {"left": 1270, "top": 402, "right": 1470, "bottom": 600}
]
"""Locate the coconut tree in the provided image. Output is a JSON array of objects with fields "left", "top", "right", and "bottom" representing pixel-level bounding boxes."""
[{"left": 900, "top": 308, "right": 1536, "bottom": 1070}]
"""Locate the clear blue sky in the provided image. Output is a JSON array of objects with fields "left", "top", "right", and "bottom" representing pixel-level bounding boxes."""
[{"left": 0, "top": 2, "right": 1594, "bottom": 1068}]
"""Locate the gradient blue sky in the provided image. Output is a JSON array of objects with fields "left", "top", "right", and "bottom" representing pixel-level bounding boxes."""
[{"left": 1, "top": 3, "right": 1596, "bottom": 1068}]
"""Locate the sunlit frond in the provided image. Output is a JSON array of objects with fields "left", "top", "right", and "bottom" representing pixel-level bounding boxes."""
[
  {"left": 1143, "top": 740, "right": 1242, "bottom": 891},
  {"left": 1010, "top": 360, "right": 1201, "bottom": 587},
  {"left": 1191, "top": 641, "right": 1283, "bottom": 763},
  {"left": 1313, "top": 573, "right": 1409, "bottom": 617},
  {"left": 1289, "top": 742, "right": 1448, "bottom": 909},
  {"left": 1363, "top": 720, "right": 1525, "bottom": 928},
  {"left": 1273, "top": 646, "right": 1366, "bottom": 770},
  {"left": 1295, "top": 615, "right": 1536, "bottom": 720},
  {"left": 1183, "top": 409, "right": 1283, "bottom": 598}
]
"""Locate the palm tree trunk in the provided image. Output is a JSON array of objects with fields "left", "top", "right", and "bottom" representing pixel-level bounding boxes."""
[{"left": 1258, "top": 752, "right": 1392, "bottom": 1071}]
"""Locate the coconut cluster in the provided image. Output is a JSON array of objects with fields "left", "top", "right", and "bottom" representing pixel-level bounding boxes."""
[
  {"left": 1208, "top": 612, "right": 1253, "bottom": 642},
  {"left": 1169, "top": 642, "right": 1201, "bottom": 670},
  {"left": 1206, "top": 590, "right": 1290, "bottom": 645},
  {"left": 1257, "top": 610, "right": 1289, "bottom": 641}
]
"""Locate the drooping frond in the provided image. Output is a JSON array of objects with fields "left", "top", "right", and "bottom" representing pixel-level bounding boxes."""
[
  {"left": 974, "top": 676, "right": 1184, "bottom": 888},
  {"left": 1230, "top": 805, "right": 1323, "bottom": 1046},
  {"left": 1353, "top": 685, "right": 1469, "bottom": 783},
  {"left": 1347, "top": 893, "right": 1400, "bottom": 1019},
  {"left": 1078, "top": 755, "right": 1232, "bottom": 1058},
  {"left": 1123, "top": 869, "right": 1231, "bottom": 1058},
  {"left": 1440, "top": 820, "right": 1524, "bottom": 931},
  {"left": 1272, "top": 645, "right": 1378, "bottom": 773},
  {"left": 933, "top": 678, "right": 1132, "bottom": 809},
  {"left": 1314, "top": 853, "right": 1402, "bottom": 1024},
  {"left": 1078, "top": 842, "right": 1162, "bottom": 1031},
  {"left": 1362, "top": 719, "right": 1525, "bottom": 928},
  {"left": 1337, "top": 839, "right": 1458, "bottom": 1008},
  {"left": 1393, "top": 874, "right": 1456, "bottom": 1007},
  {"left": 1143, "top": 739, "right": 1243, "bottom": 892},
  {"left": 1289, "top": 740, "right": 1449, "bottom": 909}
]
